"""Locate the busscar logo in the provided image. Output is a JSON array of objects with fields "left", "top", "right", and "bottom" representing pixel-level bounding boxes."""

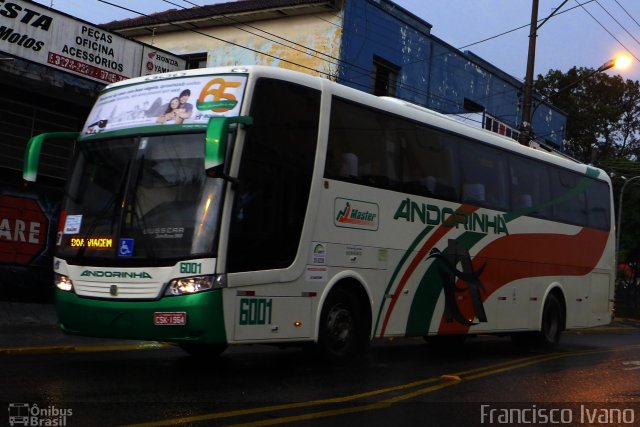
[{"left": 334, "top": 198, "right": 378, "bottom": 231}]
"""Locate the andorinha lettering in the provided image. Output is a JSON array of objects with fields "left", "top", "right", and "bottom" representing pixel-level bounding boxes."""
[
  {"left": 0, "top": 1, "right": 53, "bottom": 31},
  {"left": 81, "top": 270, "right": 152, "bottom": 279},
  {"left": 394, "top": 198, "right": 509, "bottom": 235},
  {"left": 0, "top": 218, "right": 41, "bottom": 243}
]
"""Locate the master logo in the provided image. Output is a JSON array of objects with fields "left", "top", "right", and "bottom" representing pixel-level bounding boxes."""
[{"left": 334, "top": 198, "right": 378, "bottom": 231}]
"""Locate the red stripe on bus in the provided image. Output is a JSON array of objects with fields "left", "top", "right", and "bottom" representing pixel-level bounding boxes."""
[{"left": 436, "top": 227, "right": 610, "bottom": 335}]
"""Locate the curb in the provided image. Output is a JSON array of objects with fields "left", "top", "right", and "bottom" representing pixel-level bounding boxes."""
[{"left": 0, "top": 342, "right": 170, "bottom": 356}]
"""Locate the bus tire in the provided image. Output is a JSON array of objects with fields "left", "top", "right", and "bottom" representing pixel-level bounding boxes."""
[
  {"left": 317, "top": 288, "right": 369, "bottom": 362},
  {"left": 178, "top": 343, "right": 227, "bottom": 358},
  {"left": 538, "top": 293, "right": 563, "bottom": 348}
]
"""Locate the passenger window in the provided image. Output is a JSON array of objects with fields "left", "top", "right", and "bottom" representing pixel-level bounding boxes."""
[
  {"left": 401, "top": 127, "right": 459, "bottom": 202},
  {"left": 509, "top": 156, "right": 552, "bottom": 218},
  {"left": 326, "top": 98, "right": 398, "bottom": 188},
  {"left": 551, "top": 169, "right": 588, "bottom": 226},
  {"left": 587, "top": 180, "right": 611, "bottom": 230},
  {"left": 459, "top": 141, "right": 508, "bottom": 210}
]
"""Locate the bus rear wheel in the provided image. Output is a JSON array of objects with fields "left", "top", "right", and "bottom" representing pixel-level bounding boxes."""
[
  {"left": 538, "top": 293, "right": 563, "bottom": 348},
  {"left": 317, "top": 288, "right": 369, "bottom": 362}
]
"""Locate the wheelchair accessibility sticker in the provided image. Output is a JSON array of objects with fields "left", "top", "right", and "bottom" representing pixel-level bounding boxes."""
[{"left": 119, "top": 238, "right": 134, "bottom": 257}]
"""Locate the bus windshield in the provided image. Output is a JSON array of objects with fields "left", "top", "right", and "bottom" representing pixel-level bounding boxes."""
[{"left": 57, "top": 132, "right": 224, "bottom": 262}]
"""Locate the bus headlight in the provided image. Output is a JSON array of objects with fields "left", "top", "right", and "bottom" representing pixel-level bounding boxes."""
[
  {"left": 55, "top": 274, "right": 74, "bottom": 292},
  {"left": 165, "top": 275, "right": 225, "bottom": 296}
]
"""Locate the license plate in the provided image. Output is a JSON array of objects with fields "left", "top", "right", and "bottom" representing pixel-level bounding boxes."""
[{"left": 154, "top": 312, "right": 187, "bottom": 326}]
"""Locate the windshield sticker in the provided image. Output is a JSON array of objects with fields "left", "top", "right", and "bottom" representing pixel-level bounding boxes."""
[
  {"left": 118, "top": 238, "right": 134, "bottom": 257},
  {"left": 82, "top": 74, "right": 247, "bottom": 136},
  {"left": 311, "top": 242, "right": 326, "bottom": 265},
  {"left": 63, "top": 215, "right": 82, "bottom": 234}
]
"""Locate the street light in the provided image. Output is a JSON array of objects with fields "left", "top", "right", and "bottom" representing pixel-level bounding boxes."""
[
  {"left": 521, "top": 53, "right": 633, "bottom": 145},
  {"left": 616, "top": 175, "right": 640, "bottom": 264},
  {"left": 555, "top": 55, "right": 631, "bottom": 94}
]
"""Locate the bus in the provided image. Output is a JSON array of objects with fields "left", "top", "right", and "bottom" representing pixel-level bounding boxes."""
[{"left": 23, "top": 65, "right": 615, "bottom": 360}]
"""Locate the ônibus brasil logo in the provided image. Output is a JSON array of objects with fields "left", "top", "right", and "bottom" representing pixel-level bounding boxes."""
[{"left": 334, "top": 198, "right": 378, "bottom": 231}]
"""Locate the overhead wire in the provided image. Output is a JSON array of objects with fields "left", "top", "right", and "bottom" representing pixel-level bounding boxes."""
[
  {"left": 95, "top": 0, "right": 335, "bottom": 78},
  {"left": 612, "top": 0, "right": 640, "bottom": 30},
  {"left": 170, "top": 0, "right": 349, "bottom": 71},
  {"left": 594, "top": 0, "right": 640, "bottom": 49},
  {"left": 96, "top": 0, "right": 589, "bottom": 131},
  {"left": 574, "top": 0, "right": 640, "bottom": 62}
]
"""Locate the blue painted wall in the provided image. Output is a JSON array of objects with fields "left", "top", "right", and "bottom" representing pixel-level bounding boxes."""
[{"left": 337, "top": 0, "right": 565, "bottom": 148}]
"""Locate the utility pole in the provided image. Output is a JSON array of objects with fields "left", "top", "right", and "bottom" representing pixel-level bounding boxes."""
[
  {"left": 519, "top": 0, "right": 570, "bottom": 146},
  {"left": 519, "top": 0, "right": 539, "bottom": 146}
]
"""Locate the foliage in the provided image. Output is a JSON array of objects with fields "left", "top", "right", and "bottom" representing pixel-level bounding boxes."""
[{"left": 534, "top": 67, "right": 640, "bottom": 162}]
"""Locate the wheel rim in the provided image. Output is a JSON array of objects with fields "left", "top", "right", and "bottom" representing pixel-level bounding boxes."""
[{"left": 326, "top": 304, "right": 354, "bottom": 353}]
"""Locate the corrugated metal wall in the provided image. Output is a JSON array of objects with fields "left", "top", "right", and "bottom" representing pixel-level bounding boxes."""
[{"left": 0, "top": 96, "right": 78, "bottom": 181}]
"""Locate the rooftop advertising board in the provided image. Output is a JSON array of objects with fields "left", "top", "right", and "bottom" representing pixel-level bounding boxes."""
[{"left": 81, "top": 74, "right": 248, "bottom": 136}]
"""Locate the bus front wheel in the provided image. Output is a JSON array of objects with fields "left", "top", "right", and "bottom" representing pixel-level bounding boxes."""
[{"left": 317, "top": 288, "right": 369, "bottom": 362}]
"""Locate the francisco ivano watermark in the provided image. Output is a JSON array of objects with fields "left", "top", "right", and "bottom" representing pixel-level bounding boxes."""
[{"left": 480, "top": 403, "right": 636, "bottom": 425}]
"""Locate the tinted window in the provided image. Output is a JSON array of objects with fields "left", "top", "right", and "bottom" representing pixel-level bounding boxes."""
[
  {"left": 459, "top": 140, "right": 509, "bottom": 210},
  {"left": 551, "top": 169, "right": 588, "bottom": 226},
  {"left": 587, "top": 180, "right": 611, "bottom": 230},
  {"left": 325, "top": 97, "right": 611, "bottom": 230},
  {"left": 326, "top": 97, "right": 459, "bottom": 201},
  {"left": 227, "top": 79, "right": 320, "bottom": 272},
  {"left": 510, "top": 156, "right": 552, "bottom": 218}
]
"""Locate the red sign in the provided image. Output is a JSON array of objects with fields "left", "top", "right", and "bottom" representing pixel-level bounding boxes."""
[{"left": 0, "top": 195, "right": 49, "bottom": 265}]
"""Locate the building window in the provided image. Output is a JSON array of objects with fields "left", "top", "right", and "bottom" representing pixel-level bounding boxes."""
[
  {"left": 182, "top": 53, "right": 207, "bottom": 70},
  {"left": 372, "top": 56, "right": 399, "bottom": 96},
  {"left": 463, "top": 98, "right": 484, "bottom": 113}
]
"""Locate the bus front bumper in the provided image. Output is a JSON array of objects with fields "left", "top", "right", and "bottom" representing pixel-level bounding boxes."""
[{"left": 55, "top": 289, "right": 226, "bottom": 345}]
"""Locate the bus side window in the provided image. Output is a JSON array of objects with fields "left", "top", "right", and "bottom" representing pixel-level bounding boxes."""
[
  {"left": 551, "top": 169, "right": 588, "bottom": 226},
  {"left": 510, "top": 156, "right": 552, "bottom": 218},
  {"left": 587, "top": 180, "right": 611, "bottom": 230},
  {"left": 402, "top": 126, "right": 459, "bottom": 202},
  {"left": 459, "top": 141, "right": 508, "bottom": 210}
]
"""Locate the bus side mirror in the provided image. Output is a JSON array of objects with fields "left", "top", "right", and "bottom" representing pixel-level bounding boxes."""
[
  {"left": 205, "top": 115, "right": 252, "bottom": 176},
  {"left": 23, "top": 132, "right": 80, "bottom": 182}
]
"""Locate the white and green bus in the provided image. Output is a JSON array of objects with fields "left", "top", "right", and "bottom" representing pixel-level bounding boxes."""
[{"left": 24, "top": 65, "right": 615, "bottom": 359}]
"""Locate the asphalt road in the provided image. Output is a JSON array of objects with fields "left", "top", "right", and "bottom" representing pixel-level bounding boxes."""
[{"left": 1, "top": 323, "right": 640, "bottom": 427}]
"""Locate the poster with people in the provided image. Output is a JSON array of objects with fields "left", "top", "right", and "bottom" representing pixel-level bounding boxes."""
[{"left": 82, "top": 74, "right": 248, "bottom": 136}]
